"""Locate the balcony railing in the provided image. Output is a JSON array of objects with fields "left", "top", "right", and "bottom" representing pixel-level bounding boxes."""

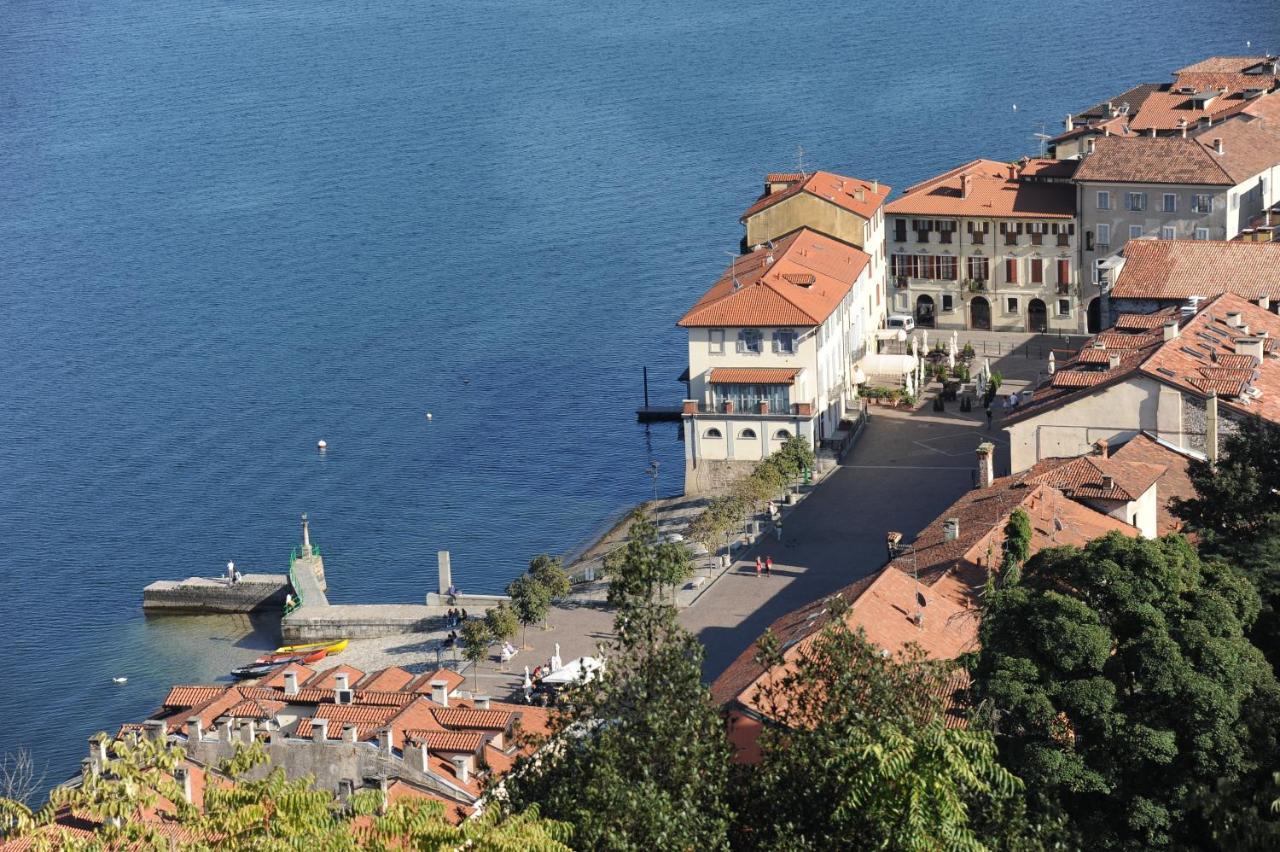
[{"left": 684, "top": 400, "right": 816, "bottom": 417}]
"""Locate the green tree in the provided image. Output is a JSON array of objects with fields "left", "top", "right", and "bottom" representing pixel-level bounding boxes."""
[
  {"left": 499, "top": 585, "right": 732, "bottom": 850},
  {"left": 460, "top": 617, "right": 494, "bottom": 692},
  {"left": 506, "top": 572, "right": 551, "bottom": 650},
  {"left": 735, "top": 598, "right": 1023, "bottom": 851},
  {"left": 1174, "top": 414, "right": 1280, "bottom": 540},
  {"left": 972, "top": 532, "right": 1280, "bottom": 849},
  {"left": 999, "top": 507, "right": 1033, "bottom": 585},
  {"left": 529, "top": 554, "right": 571, "bottom": 629},
  {"left": 1, "top": 736, "right": 571, "bottom": 849},
  {"left": 605, "top": 511, "right": 692, "bottom": 635},
  {"left": 485, "top": 601, "right": 519, "bottom": 646},
  {"left": 773, "top": 434, "right": 815, "bottom": 482}
]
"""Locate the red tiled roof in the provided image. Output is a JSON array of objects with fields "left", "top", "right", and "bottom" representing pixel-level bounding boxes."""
[
  {"left": 1112, "top": 239, "right": 1280, "bottom": 301},
  {"left": 407, "top": 668, "right": 466, "bottom": 695},
  {"left": 162, "top": 686, "right": 223, "bottom": 708},
  {"left": 294, "top": 703, "right": 401, "bottom": 740},
  {"left": 225, "top": 698, "right": 285, "bottom": 720},
  {"left": 407, "top": 730, "right": 487, "bottom": 753},
  {"left": 885, "top": 159, "right": 1074, "bottom": 219},
  {"left": 258, "top": 662, "right": 315, "bottom": 689},
  {"left": 1074, "top": 135, "right": 1234, "bottom": 184},
  {"left": 434, "top": 707, "right": 513, "bottom": 731},
  {"left": 708, "top": 367, "right": 801, "bottom": 385},
  {"left": 1027, "top": 455, "right": 1166, "bottom": 501},
  {"left": 677, "top": 229, "right": 870, "bottom": 328},
  {"left": 742, "top": 170, "right": 890, "bottom": 222},
  {"left": 356, "top": 666, "right": 414, "bottom": 692},
  {"left": 304, "top": 664, "right": 366, "bottom": 690},
  {"left": 1111, "top": 433, "right": 1199, "bottom": 534}
]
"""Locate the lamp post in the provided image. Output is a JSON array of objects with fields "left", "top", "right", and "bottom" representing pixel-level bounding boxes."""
[{"left": 645, "top": 460, "right": 660, "bottom": 503}]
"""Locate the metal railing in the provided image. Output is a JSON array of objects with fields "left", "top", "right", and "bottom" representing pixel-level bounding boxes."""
[{"left": 284, "top": 544, "right": 320, "bottom": 615}]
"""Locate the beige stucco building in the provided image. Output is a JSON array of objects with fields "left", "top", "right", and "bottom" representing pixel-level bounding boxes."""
[
  {"left": 678, "top": 227, "right": 878, "bottom": 494},
  {"left": 885, "top": 158, "right": 1082, "bottom": 333}
]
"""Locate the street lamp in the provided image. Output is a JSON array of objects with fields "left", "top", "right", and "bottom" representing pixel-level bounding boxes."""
[{"left": 645, "top": 460, "right": 660, "bottom": 503}]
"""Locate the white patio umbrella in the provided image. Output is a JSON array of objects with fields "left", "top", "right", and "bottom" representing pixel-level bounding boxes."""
[
  {"left": 905, "top": 368, "right": 915, "bottom": 397},
  {"left": 922, "top": 329, "right": 929, "bottom": 352},
  {"left": 551, "top": 643, "right": 563, "bottom": 672},
  {"left": 947, "top": 337, "right": 956, "bottom": 370},
  {"left": 1048, "top": 351, "right": 1057, "bottom": 375}
]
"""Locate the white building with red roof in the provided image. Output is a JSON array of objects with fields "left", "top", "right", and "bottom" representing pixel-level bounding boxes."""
[
  {"left": 885, "top": 158, "right": 1081, "bottom": 332},
  {"left": 677, "top": 226, "right": 877, "bottom": 494}
]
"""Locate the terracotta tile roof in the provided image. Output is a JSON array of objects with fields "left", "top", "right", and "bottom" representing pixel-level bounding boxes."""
[
  {"left": 742, "top": 170, "right": 890, "bottom": 222},
  {"left": 258, "top": 662, "right": 315, "bottom": 689},
  {"left": 382, "top": 779, "right": 475, "bottom": 826},
  {"left": 1027, "top": 455, "right": 1166, "bottom": 501},
  {"left": 304, "top": 664, "right": 366, "bottom": 690},
  {"left": 407, "top": 668, "right": 466, "bottom": 695},
  {"left": 1112, "top": 239, "right": 1280, "bottom": 301},
  {"left": 1074, "top": 135, "right": 1233, "bottom": 184},
  {"left": 885, "top": 158, "right": 1075, "bottom": 219},
  {"left": 677, "top": 228, "right": 870, "bottom": 328},
  {"left": 1111, "top": 433, "right": 1199, "bottom": 534},
  {"left": 225, "top": 697, "right": 285, "bottom": 720},
  {"left": 434, "top": 707, "right": 513, "bottom": 731},
  {"left": 1176, "top": 56, "right": 1279, "bottom": 76},
  {"left": 1189, "top": 118, "right": 1280, "bottom": 183},
  {"left": 1071, "top": 82, "right": 1165, "bottom": 123},
  {"left": 1116, "top": 312, "right": 1178, "bottom": 330},
  {"left": 162, "top": 686, "right": 223, "bottom": 708},
  {"left": 294, "top": 703, "right": 401, "bottom": 740},
  {"left": 355, "top": 666, "right": 414, "bottom": 692},
  {"left": 406, "top": 730, "right": 488, "bottom": 753},
  {"left": 931, "top": 669, "right": 973, "bottom": 730},
  {"left": 707, "top": 367, "right": 801, "bottom": 385},
  {"left": 1010, "top": 293, "right": 1280, "bottom": 426}
]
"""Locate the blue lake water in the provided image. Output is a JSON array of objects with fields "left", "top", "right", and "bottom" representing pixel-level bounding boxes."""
[{"left": 1, "top": 0, "right": 1274, "bottom": 786}]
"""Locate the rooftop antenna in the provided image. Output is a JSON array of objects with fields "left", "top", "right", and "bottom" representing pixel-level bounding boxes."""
[
  {"left": 795, "top": 144, "right": 808, "bottom": 178},
  {"left": 725, "top": 250, "right": 741, "bottom": 290},
  {"left": 1032, "top": 121, "right": 1051, "bottom": 157}
]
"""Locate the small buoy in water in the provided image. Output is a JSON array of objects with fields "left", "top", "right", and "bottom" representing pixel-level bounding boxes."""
[
  {"left": 426, "top": 412, "right": 433, "bottom": 421},
  {"left": 112, "top": 677, "right": 127, "bottom": 684},
  {"left": 317, "top": 439, "right": 327, "bottom": 450}
]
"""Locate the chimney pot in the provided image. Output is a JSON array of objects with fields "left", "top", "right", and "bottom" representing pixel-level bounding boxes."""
[
  {"left": 872, "top": 179, "right": 879, "bottom": 193},
  {"left": 451, "top": 755, "right": 472, "bottom": 785},
  {"left": 381, "top": 727, "right": 395, "bottom": 755},
  {"left": 1163, "top": 321, "right": 1179, "bottom": 341},
  {"left": 1007, "top": 163, "right": 1017, "bottom": 181},
  {"left": 1213, "top": 137, "right": 1224, "bottom": 154},
  {"left": 186, "top": 718, "right": 202, "bottom": 743},
  {"left": 975, "top": 442, "right": 995, "bottom": 489},
  {"left": 1235, "top": 337, "right": 1265, "bottom": 360},
  {"left": 943, "top": 518, "right": 961, "bottom": 541},
  {"left": 1227, "top": 311, "right": 1244, "bottom": 328},
  {"left": 1094, "top": 439, "right": 1109, "bottom": 458},
  {"left": 420, "top": 743, "right": 431, "bottom": 772},
  {"left": 174, "top": 766, "right": 194, "bottom": 805},
  {"left": 283, "top": 671, "right": 299, "bottom": 696},
  {"left": 1258, "top": 296, "right": 1272, "bottom": 311},
  {"left": 344, "top": 724, "right": 358, "bottom": 744},
  {"left": 1108, "top": 353, "right": 1122, "bottom": 369},
  {"left": 143, "top": 719, "right": 167, "bottom": 743},
  {"left": 430, "top": 680, "right": 449, "bottom": 707},
  {"left": 334, "top": 672, "right": 349, "bottom": 691},
  {"left": 474, "top": 694, "right": 490, "bottom": 710}
]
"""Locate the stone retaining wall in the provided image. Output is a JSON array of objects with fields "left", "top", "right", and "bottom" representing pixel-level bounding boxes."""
[{"left": 142, "top": 575, "right": 288, "bottom": 614}]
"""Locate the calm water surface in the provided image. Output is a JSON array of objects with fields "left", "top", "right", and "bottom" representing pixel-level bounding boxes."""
[{"left": 1, "top": 0, "right": 1274, "bottom": 784}]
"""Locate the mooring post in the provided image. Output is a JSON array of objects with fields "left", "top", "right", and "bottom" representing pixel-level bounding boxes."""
[{"left": 643, "top": 366, "right": 650, "bottom": 409}]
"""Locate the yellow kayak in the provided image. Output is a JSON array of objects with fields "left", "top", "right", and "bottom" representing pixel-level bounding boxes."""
[{"left": 273, "top": 638, "right": 349, "bottom": 656}]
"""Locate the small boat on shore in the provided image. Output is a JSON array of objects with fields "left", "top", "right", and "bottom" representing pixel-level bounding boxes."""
[
  {"left": 272, "top": 638, "right": 349, "bottom": 656},
  {"left": 231, "top": 644, "right": 338, "bottom": 680}
]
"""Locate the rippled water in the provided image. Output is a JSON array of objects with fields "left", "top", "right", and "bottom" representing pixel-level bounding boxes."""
[{"left": 0, "top": 0, "right": 1270, "bottom": 786}]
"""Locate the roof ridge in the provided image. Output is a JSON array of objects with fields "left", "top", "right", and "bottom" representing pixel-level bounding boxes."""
[{"left": 900, "top": 158, "right": 992, "bottom": 196}]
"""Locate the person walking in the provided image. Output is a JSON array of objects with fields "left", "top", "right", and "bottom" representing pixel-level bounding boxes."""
[
  {"left": 764, "top": 555, "right": 773, "bottom": 577},
  {"left": 755, "top": 556, "right": 762, "bottom": 578},
  {"left": 984, "top": 403, "right": 993, "bottom": 430}
]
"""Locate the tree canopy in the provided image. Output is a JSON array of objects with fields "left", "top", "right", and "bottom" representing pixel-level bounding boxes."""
[
  {"left": 972, "top": 532, "right": 1280, "bottom": 849},
  {"left": 735, "top": 598, "right": 1023, "bottom": 851},
  {"left": 506, "top": 572, "right": 551, "bottom": 649}
]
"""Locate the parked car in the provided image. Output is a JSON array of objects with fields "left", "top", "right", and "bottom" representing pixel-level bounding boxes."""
[{"left": 886, "top": 313, "right": 916, "bottom": 332}]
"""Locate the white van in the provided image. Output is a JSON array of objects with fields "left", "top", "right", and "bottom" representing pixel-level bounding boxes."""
[{"left": 886, "top": 314, "right": 916, "bottom": 332}]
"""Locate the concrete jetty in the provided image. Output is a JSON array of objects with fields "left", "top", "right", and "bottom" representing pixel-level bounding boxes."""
[{"left": 142, "top": 574, "right": 289, "bottom": 614}]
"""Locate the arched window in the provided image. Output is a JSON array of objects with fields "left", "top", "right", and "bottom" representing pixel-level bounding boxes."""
[
  {"left": 739, "top": 428, "right": 758, "bottom": 439},
  {"left": 774, "top": 429, "right": 791, "bottom": 440},
  {"left": 703, "top": 428, "right": 723, "bottom": 439}
]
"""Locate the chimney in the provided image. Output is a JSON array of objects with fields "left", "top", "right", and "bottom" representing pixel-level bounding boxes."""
[
  {"left": 420, "top": 743, "right": 431, "bottom": 772},
  {"left": 1226, "top": 311, "right": 1244, "bottom": 328},
  {"left": 961, "top": 174, "right": 971, "bottom": 199},
  {"left": 1105, "top": 100, "right": 1115, "bottom": 117},
  {"left": 1104, "top": 125, "right": 1111, "bottom": 137},
  {"left": 1086, "top": 137, "right": 1096, "bottom": 154},
  {"left": 1258, "top": 296, "right": 1272, "bottom": 311},
  {"left": 377, "top": 776, "right": 390, "bottom": 814},
  {"left": 1178, "top": 118, "right": 1188, "bottom": 138},
  {"left": 334, "top": 672, "right": 349, "bottom": 691},
  {"left": 313, "top": 718, "right": 329, "bottom": 743},
  {"left": 344, "top": 724, "right": 358, "bottom": 744},
  {"left": 1206, "top": 393, "right": 1220, "bottom": 463},
  {"left": 218, "top": 718, "right": 233, "bottom": 742},
  {"left": 1150, "top": 128, "right": 1157, "bottom": 138},
  {"left": 451, "top": 755, "right": 473, "bottom": 785},
  {"left": 334, "top": 673, "right": 353, "bottom": 705},
  {"left": 1235, "top": 337, "right": 1265, "bottom": 360},
  {"left": 186, "top": 718, "right": 202, "bottom": 743},
  {"left": 765, "top": 252, "right": 774, "bottom": 265},
  {"left": 1163, "top": 321, "right": 1179, "bottom": 341},
  {"left": 241, "top": 720, "right": 256, "bottom": 745},
  {"left": 872, "top": 179, "right": 879, "bottom": 194},
  {"left": 88, "top": 736, "right": 108, "bottom": 774},
  {"left": 853, "top": 188, "right": 866, "bottom": 202},
  {"left": 380, "top": 727, "right": 395, "bottom": 755},
  {"left": 1213, "top": 137, "right": 1224, "bottom": 155},
  {"left": 1094, "top": 438, "right": 1109, "bottom": 458},
  {"left": 943, "top": 518, "right": 961, "bottom": 541},
  {"left": 1101, "top": 474, "right": 1115, "bottom": 491},
  {"left": 976, "top": 441, "right": 995, "bottom": 489},
  {"left": 430, "top": 680, "right": 449, "bottom": 707},
  {"left": 174, "top": 765, "right": 194, "bottom": 805},
  {"left": 283, "top": 671, "right": 299, "bottom": 696},
  {"left": 1108, "top": 353, "right": 1122, "bottom": 369},
  {"left": 1199, "top": 115, "right": 1212, "bottom": 128},
  {"left": 474, "top": 694, "right": 490, "bottom": 710},
  {"left": 143, "top": 720, "right": 166, "bottom": 743},
  {"left": 337, "top": 779, "right": 355, "bottom": 800},
  {"left": 1007, "top": 163, "right": 1017, "bottom": 181}
]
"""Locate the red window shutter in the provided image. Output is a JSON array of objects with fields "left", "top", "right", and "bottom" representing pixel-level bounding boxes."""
[
  {"left": 1031, "top": 259, "right": 1043, "bottom": 284},
  {"left": 1006, "top": 258, "right": 1018, "bottom": 283},
  {"left": 1058, "top": 259, "right": 1070, "bottom": 283}
]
